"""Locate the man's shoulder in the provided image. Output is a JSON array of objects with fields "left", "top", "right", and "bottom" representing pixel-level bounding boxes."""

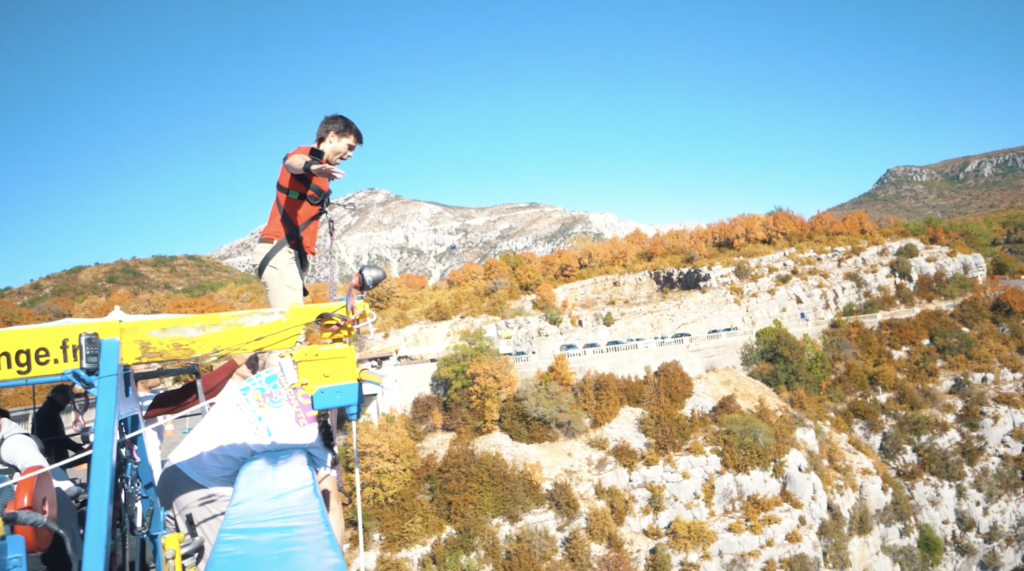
[{"left": 286, "top": 145, "right": 313, "bottom": 157}]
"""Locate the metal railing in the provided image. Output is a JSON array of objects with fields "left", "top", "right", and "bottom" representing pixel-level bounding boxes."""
[{"left": 512, "top": 300, "right": 960, "bottom": 367}]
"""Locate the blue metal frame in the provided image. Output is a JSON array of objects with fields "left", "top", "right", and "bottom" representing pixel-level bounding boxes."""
[
  {"left": 0, "top": 335, "right": 375, "bottom": 571},
  {"left": 71, "top": 338, "right": 164, "bottom": 571}
]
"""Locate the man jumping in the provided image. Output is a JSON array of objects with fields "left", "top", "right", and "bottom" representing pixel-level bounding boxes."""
[{"left": 250, "top": 115, "right": 363, "bottom": 308}]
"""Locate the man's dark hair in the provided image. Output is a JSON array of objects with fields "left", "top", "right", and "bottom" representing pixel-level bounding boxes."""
[
  {"left": 316, "top": 114, "right": 363, "bottom": 146},
  {"left": 0, "top": 408, "right": 10, "bottom": 420},
  {"left": 49, "top": 384, "right": 74, "bottom": 398}
]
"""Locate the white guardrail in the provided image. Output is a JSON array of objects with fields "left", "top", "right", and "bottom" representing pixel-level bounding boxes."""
[{"left": 511, "top": 301, "right": 959, "bottom": 366}]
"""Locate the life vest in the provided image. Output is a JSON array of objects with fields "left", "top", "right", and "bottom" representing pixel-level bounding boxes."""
[{"left": 260, "top": 145, "right": 331, "bottom": 257}]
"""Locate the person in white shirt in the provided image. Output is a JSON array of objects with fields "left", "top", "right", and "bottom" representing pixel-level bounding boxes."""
[
  {"left": 155, "top": 357, "right": 341, "bottom": 571},
  {"left": 0, "top": 409, "right": 84, "bottom": 571}
]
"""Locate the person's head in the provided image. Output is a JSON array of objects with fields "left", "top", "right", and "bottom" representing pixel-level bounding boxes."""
[
  {"left": 0, "top": 408, "right": 10, "bottom": 420},
  {"left": 315, "top": 114, "right": 362, "bottom": 165},
  {"left": 48, "top": 384, "right": 74, "bottom": 410}
]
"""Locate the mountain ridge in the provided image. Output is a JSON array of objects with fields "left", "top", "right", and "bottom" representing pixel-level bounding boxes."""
[
  {"left": 211, "top": 188, "right": 700, "bottom": 283},
  {"left": 829, "top": 145, "right": 1024, "bottom": 220}
]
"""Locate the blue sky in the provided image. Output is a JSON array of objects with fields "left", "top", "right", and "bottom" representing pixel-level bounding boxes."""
[{"left": 1, "top": 1, "right": 1022, "bottom": 288}]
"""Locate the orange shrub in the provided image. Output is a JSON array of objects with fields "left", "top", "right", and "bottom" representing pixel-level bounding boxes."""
[{"left": 397, "top": 273, "right": 429, "bottom": 290}]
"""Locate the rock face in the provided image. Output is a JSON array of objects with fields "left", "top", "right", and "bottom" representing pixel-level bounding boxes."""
[
  {"left": 211, "top": 188, "right": 697, "bottom": 284},
  {"left": 829, "top": 145, "right": 1024, "bottom": 220},
  {"left": 651, "top": 268, "right": 712, "bottom": 291},
  {"left": 370, "top": 238, "right": 985, "bottom": 360}
]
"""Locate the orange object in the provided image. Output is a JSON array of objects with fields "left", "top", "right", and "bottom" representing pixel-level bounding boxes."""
[
  {"left": 5, "top": 465, "right": 57, "bottom": 553},
  {"left": 260, "top": 145, "right": 331, "bottom": 256}
]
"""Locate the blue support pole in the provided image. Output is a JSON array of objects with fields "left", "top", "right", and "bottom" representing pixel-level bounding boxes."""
[{"left": 81, "top": 338, "right": 121, "bottom": 571}]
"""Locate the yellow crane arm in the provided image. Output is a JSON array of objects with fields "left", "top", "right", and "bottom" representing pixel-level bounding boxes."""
[{"left": 0, "top": 301, "right": 362, "bottom": 383}]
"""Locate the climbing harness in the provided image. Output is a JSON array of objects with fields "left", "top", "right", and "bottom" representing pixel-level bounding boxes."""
[{"left": 257, "top": 146, "right": 333, "bottom": 298}]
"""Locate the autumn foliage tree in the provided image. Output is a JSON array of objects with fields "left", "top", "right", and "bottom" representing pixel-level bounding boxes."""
[{"left": 467, "top": 357, "right": 519, "bottom": 433}]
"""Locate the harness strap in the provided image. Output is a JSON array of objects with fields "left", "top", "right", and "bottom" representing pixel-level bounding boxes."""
[
  {"left": 276, "top": 181, "right": 329, "bottom": 204},
  {"left": 256, "top": 200, "right": 329, "bottom": 296}
]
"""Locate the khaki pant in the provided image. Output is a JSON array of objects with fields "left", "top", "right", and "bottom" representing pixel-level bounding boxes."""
[
  {"left": 250, "top": 242, "right": 309, "bottom": 309},
  {"left": 157, "top": 464, "right": 232, "bottom": 571}
]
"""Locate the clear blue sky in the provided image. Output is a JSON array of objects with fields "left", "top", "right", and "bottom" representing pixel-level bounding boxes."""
[{"left": 1, "top": 1, "right": 1022, "bottom": 288}]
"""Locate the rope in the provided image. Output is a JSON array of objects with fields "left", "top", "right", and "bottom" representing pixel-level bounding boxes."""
[
  {"left": 0, "top": 396, "right": 219, "bottom": 492},
  {"left": 327, "top": 209, "right": 338, "bottom": 303},
  {"left": 352, "top": 419, "right": 365, "bottom": 571}
]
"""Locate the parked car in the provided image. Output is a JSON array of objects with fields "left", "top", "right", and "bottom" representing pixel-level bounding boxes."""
[
  {"left": 513, "top": 351, "right": 528, "bottom": 356},
  {"left": 721, "top": 326, "right": 738, "bottom": 332},
  {"left": 626, "top": 337, "right": 645, "bottom": 343},
  {"left": 582, "top": 343, "right": 601, "bottom": 349},
  {"left": 670, "top": 332, "right": 691, "bottom": 339},
  {"left": 707, "top": 329, "right": 721, "bottom": 334},
  {"left": 605, "top": 340, "right": 626, "bottom": 346},
  {"left": 559, "top": 344, "right": 580, "bottom": 352}
]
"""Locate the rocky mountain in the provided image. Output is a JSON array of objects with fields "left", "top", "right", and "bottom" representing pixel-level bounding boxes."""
[
  {"left": 211, "top": 189, "right": 696, "bottom": 283},
  {"left": 830, "top": 145, "right": 1024, "bottom": 220}
]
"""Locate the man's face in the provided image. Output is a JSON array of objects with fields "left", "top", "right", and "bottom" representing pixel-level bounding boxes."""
[{"left": 322, "top": 133, "right": 357, "bottom": 165}]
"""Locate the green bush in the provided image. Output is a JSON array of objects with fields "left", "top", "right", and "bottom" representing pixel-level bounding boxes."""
[
  {"left": 930, "top": 328, "right": 975, "bottom": 357},
  {"left": 940, "top": 273, "right": 974, "bottom": 299},
  {"left": 844, "top": 271, "right": 868, "bottom": 290},
  {"left": 643, "top": 543, "right": 672, "bottom": 571},
  {"left": 918, "top": 442, "right": 965, "bottom": 482},
  {"left": 544, "top": 308, "right": 563, "bottom": 325},
  {"left": 848, "top": 499, "right": 874, "bottom": 536},
  {"left": 741, "top": 320, "right": 831, "bottom": 395},
  {"left": 887, "top": 546, "right": 931, "bottom": 571},
  {"left": 515, "top": 379, "right": 587, "bottom": 438},
  {"left": 547, "top": 479, "right": 581, "bottom": 525},
  {"left": 432, "top": 329, "right": 500, "bottom": 400},
  {"left": 917, "top": 524, "right": 944, "bottom": 567},
  {"left": 892, "top": 256, "right": 914, "bottom": 281},
  {"left": 818, "top": 505, "right": 851, "bottom": 569},
  {"left": 991, "top": 251, "right": 1022, "bottom": 276},
  {"left": 878, "top": 478, "right": 913, "bottom": 526},
  {"left": 776, "top": 273, "right": 793, "bottom": 284},
  {"left": 896, "top": 243, "right": 921, "bottom": 258},
  {"left": 610, "top": 442, "right": 641, "bottom": 471},
  {"left": 498, "top": 396, "right": 558, "bottom": 444},
  {"left": 784, "top": 553, "right": 821, "bottom": 571},
  {"left": 646, "top": 483, "right": 666, "bottom": 514},
  {"left": 734, "top": 262, "right": 755, "bottom": 280},
  {"left": 603, "top": 311, "right": 616, "bottom": 327},
  {"left": 595, "top": 484, "right": 631, "bottom": 526},
  {"left": 585, "top": 504, "right": 621, "bottom": 547},
  {"left": 561, "top": 527, "right": 592, "bottom": 571},
  {"left": 714, "top": 413, "right": 780, "bottom": 473},
  {"left": 501, "top": 525, "right": 559, "bottom": 570}
]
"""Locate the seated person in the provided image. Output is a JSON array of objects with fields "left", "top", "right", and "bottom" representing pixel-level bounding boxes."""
[
  {"left": 0, "top": 408, "right": 84, "bottom": 571},
  {"left": 32, "top": 385, "right": 88, "bottom": 465},
  {"left": 155, "top": 355, "right": 343, "bottom": 571},
  {"left": 132, "top": 355, "right": 251, "bottom": 486}
]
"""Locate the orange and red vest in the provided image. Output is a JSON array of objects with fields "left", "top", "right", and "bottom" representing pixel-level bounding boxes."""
[{"left": 260, "top": 145, "right": 331, "bottom": 256}]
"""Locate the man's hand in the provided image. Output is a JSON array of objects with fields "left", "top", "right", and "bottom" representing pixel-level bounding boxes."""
[
  {"left": 311, "top": 164, "right": 345, "bottom": 180},
  {"left": 230, "top": 353, "right": 254, "bottom": 368},
  {"left": 284, "top": 154, "right": 345, "bottom": 179}
]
